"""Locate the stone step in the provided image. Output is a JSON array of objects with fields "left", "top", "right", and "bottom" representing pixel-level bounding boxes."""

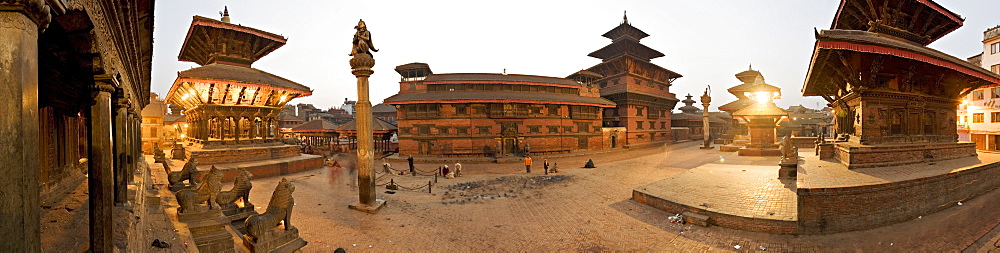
[{"left": 683, "top": 212, "right": 710, "bottom": 227}]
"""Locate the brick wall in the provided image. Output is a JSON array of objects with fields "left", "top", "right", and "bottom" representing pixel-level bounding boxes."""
[
  {"left": 797, "top": 160, "right": 1000, "bottom": 234},
  {"left": 632, "top": 189, "right": 798, "bottom": 234}
]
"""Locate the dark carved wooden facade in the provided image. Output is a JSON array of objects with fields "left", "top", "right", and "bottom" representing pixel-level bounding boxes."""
[
  {"left": 802, "top": 0, "right": 1000, "bottom": 168},
  {"left": 1, "top": 0, "right": 155, "bottom": 251}
]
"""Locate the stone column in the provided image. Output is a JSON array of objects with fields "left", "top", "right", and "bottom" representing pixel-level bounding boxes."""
[
  {"left": 130, "top": 111, "right": 141, "bottom": 182},
  {"left": 112, "top": 97, "right": 129, "bottom": 204},
  {"left": 0, "top": 2, "right": 49, "bottom": 251},
  {"left": 348, "top": 51, "right": 385, "bottom": 213},
  {"left": 89, "top": 76, "right": 117, "bottom": 252}
]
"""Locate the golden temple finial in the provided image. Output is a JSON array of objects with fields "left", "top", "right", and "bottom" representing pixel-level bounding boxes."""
[
  {"left": 749, "top": 63, "right": 753, "bottom": 70},
  {"left": 221, "top": 6, "right": 231, "bottom": 23},
  {"left": 623, "top": 10, "right": 629, "bottom": 25}
]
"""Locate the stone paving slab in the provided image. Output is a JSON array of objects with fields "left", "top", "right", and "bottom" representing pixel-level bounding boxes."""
[
  {"left": 799, "top": 151, "right": 1000, "bottom": 188},
  {"left": 635, "top": 164, "right": 797, "bottom": 222}
]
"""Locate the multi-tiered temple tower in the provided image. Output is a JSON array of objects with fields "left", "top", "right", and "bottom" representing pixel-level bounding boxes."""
[{"left": 579, "top": 14, "right": 683, "bottom": 147}]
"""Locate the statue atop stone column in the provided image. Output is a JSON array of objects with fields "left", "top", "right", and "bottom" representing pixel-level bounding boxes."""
[{"left": 349, "top": 19, "right": 378, "bottom": 57}]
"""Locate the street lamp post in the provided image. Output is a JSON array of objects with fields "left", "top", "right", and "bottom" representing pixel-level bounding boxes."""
[{"left": 700, "top": 86, "right": 713, "bottom": 149}]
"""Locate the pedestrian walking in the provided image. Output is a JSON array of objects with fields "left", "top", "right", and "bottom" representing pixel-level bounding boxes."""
[
  {"left": 543, "top": 159, "right": 549, "bottom": 175},
  {"left": 551, "top": 162, "right": 558, "bottom": 173},
  {"left": 524, "top": 156, "right": 533, "bottom": 173},
  {"left": 407, "top": 156, "right": 415, "bottom": 174}
]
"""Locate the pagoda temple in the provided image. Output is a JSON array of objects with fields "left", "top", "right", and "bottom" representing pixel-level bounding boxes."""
[
  {"left": 165, "top": 9, "right": 318, "bottom": 166},
  {"left": 716, "top": 68, "right": 766, "bottom": 146},
  {"left": 802, "top": 0, "right": 1000, "bottom": 168},
  {"left": 577, "top": 13, "right": 683, "bottom": 147}
]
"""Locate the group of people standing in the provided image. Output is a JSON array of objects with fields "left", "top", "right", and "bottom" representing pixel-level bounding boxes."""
[{"left": 523, "top": 156, "right": 557, "bottom": 174}]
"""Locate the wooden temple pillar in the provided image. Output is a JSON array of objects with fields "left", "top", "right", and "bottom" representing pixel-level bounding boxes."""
[
  {"left": 89, "top": 75, "right": 118, "bottom": 252},
  {"left": 0, "top": 3, "right": 49, "bottom": 251},
  {"left": 112, "top": 95, "right": 129, "bottom": 204},
  {"left": 130, "top": 111, "right": 141, "bottom": 181}
]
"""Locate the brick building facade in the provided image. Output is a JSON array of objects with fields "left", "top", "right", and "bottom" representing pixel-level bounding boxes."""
[{"left": 385, "top": 63, "right": 616, "bottom": 157}]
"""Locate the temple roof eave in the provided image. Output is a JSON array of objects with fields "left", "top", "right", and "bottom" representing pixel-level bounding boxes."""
[
  {"left": 802, "top": 30, "right": 1000, "bottom": 96},
  {"left": 178, "top": 16, "right": 288, "bottom": 65}
]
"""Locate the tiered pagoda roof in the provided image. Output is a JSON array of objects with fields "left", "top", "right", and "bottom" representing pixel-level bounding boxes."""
[
  {"left": 720, "top": 68, "right": 777, "bottom": 113},
  {"left": 165, "top": 9, "right": 311, "bottom": 110},
  {"left": 588, "top": 14, "right": 665, "bottom": 62}
]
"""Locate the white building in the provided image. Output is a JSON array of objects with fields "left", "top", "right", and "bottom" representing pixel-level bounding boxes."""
[
  {"left": 959, "top": 25, "right": 1000, "bottom": 150},
  {"left": 340, "top": 98, "right": 357, "bottom": 115}
]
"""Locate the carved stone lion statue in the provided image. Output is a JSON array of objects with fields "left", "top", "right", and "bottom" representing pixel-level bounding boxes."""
[
  {"left": 245, "top": 177, "right": 295, "bottom": 241},
  {"left": 175, "top": 166, "right": 223, "bottom": 213},
  {"left": 168, "top": 157, "right": 199, "bottom": 187},
  {"left": 216, "top": 168, "right": 253, "bottom": 207}
]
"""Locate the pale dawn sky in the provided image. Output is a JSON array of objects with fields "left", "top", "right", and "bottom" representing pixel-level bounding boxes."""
[{"left": 151, "top": 0, "right": 1000, "bottom": 111}]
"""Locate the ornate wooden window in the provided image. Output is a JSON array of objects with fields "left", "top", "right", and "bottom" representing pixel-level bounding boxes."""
[
  {"left": 547, "top": 126, "right": 560, "bottom": 133},
  {"left": 575, "top": 122, "right": 591, "bottom": 133},
  {"left": 924, "top": 112, "right": 935, "bottom": 135},
  {"left": 973, "top": 113, "right": 984, "bottom": 123},
  {"left": 636, "top": 121, "right": 644, "bottom": 130},
  {"left": 992, "top": 64, "right": 1000, "bottom": 75},
  {"left": 660, "top": 122, "right": 666, "bottom": 129},
  {"left": 563, "top": 126, "right": 574, "bottom": 132},
  {"left": 404, "top": 104, "right": 440, "bottom": 119},
  {"left": 570, "top": 106, "right": 599, "bottom": 119},
  {"left": 891, "top": 112, "right": 903, "bottom": 135},
  {"left": 453, "top": 104, "right": 467, "bottom": 116},
  {"left": 546, "top": 105, "right": 560, "bottom": 116},
  {"left": 456, "top": 127, "right": 469, "bottom": 135},
  {"left": 993, "top": 87, "right": 1000, "bottom": 98},
  {"left": 992, "top": 112, "right": 1000, "bottom": 123},
  {"left": 488, "top": 103, "right": 529, "bottom": 118},
  {"left": 636, "top": 106, "right": 644, "bottom": 116},
  {"left": 476, "top": 126, "right": 491, "bottom": 134},
  {"left": 528, "top": 125, "right": 541, "bottom": 134}
]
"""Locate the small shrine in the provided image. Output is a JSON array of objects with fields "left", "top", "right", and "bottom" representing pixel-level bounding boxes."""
[
  {"left": 731, "top": 75, "right": 787, "bottom": 156},
  {"left": 717, "top": 69, "right": 774, "bottom": 151}
]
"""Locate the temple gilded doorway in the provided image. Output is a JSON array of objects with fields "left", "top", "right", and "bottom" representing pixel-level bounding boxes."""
[{"left": 503, "top": 138, "right": 517, "bottom": 156}]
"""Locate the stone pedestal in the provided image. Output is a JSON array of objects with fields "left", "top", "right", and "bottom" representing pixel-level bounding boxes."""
[
  {"left": 221, "top": 204, "right": 256, "bottom": 232},
  {"left": 349, "top": 199, "right": 387, "bottom": 214},
  {"left": 178, "top": 209, "right": 235, "bottom": 253},
  {"left": 817, "top": 143, "right": 834, "bottom": 159},
  {"left": 242, "top": 226, "right": 307, "bottom": 253},
  {"left": 172, "top": 142, "right": 187, "bottom": 160},
  {"left": 778, "top": 161, "right": 797, "bottom": 179}
]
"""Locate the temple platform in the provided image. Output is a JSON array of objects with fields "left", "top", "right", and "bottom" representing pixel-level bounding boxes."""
[
  {"left": 633, "top": 163, "right": 799, "bottom": 234},
  {"left": 186, "top": 144, "right": 300, "bottom": 165},
  {"left": 196, "top": 154, "right": 324, "bottom": 182},
  {"left": 633, "top": 150, "right": 1000, "bottom": 235}
]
